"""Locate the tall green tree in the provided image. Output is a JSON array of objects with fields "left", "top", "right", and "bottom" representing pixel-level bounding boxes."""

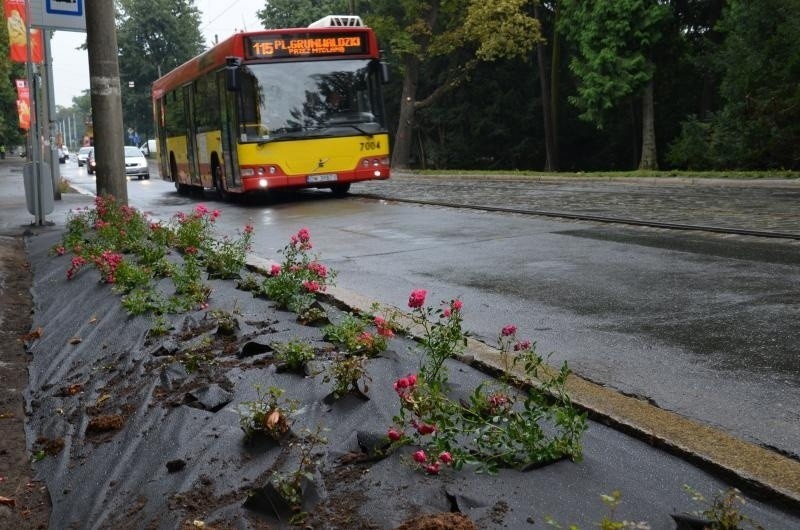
[
  {"left": 116, "top": 0, "right": 205, "bottom": 141},
  {"left": 558, "top": 0, "right": 670, "bottom": 170},
  {"left": 257, "top": 0, "right": 350, "bottom": 28},
  {"left": 371, "top": 0, "right": 541, "bottom": 168},
  {"left": 711, "top": 0, "right": 800, "bottom": 169}
]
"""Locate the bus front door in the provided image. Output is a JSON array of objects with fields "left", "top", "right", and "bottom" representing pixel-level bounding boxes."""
[{"left": 218, "top": 73, "right": 238, "bottom": 191}]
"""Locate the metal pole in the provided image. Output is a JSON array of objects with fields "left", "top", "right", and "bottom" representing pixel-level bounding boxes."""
[
  {"left": 44, "top": 30, "right": 61, "bottom": 200},
  {"left": 25, "top": 0, "right": 42, "bottom": 224}
]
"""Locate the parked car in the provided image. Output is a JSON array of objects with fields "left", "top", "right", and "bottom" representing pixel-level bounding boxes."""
[
  {"left": 139, "top": 139, "right": 157, "bottom": 157},
  {"left": 77, "top": 146, "right": 92, "bottom": 167},
  {"left": 86, "top": 148, "right": 96, "bottom": 174},
  {"left": 124, "top": 146, "right": 149, "bottom": 180}
]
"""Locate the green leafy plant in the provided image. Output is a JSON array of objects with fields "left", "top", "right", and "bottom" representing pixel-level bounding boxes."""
[
  {"left": 545, "top": 490, "right": 651, "bottom": 529},
  {"left": 121, "top": 287, "right": 162, "bottom": 316},
  {"left": 260, "top": 228, "right": 336, "bottom": 313},
  {"left": 207, "top": 308, "right": 239, "bottom": 335},
  {"left": 169, "top": 255, "right": 211, "bottom": 310},
  {"left": 53, "top": 196, "right": 250, "bottom": 319},
  {"left": 147, "top": 314, "right": 171, "bottom": 337},
  {"left": 202, "top": 222, "right": 254, "bottom": 279},
  {"left": 179, "top": 337, "right": 215, "bottom": 373},
  {"left": 236, "top": 273, "right": 262, "bottom": 293},
  {"left": 170, "top": 204, "right": 218, "bottom": 253},
  {"left": 406, "top": 290, "right": 467, "bottom": 386},
  {"left": 683, "top": 485, "right": 765, "bottom": 530},
  {"left": 237, "top": 385, "right": 296, "bottom": 441},
  {"left": 111, "top": 258, "right": 153, "bottom": 294},
  {"left": 388, "top": 291, "right": 587, "bottom": 475},
  {"left": 323, "top": 313, "right": 390, "bottom": 357},
  {"left": 270, "top": 425, "right": 328, "bottom": 524},
  {"left": 322, "top": 354, "right": 371, "bottom": 399},
  {"left": 274, "top": 339, "right": 316, "bottom": 372}
]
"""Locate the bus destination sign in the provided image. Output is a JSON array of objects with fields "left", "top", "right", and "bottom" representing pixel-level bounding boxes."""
[{"left": 246, "top": 33, "right": 367, "bottom": 59}]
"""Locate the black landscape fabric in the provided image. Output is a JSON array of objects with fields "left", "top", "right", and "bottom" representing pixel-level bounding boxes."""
[{"left": 22, "top": 229, "right": 798, "bottom": 529}]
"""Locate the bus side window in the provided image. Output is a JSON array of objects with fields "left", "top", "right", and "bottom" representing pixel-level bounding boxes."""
[{"left": 238, "top": 71, "right": 264, "bottom": 138}]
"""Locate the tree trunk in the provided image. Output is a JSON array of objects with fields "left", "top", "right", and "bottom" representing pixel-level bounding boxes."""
[
  {"left": 86, "top": 0, "right": 128, "bottom": 203},
  {"left": 550, "top": 2, "right": 561, "bottom": 171},
  {"left": 638, "top": 77, "right": 658, "bottom": 170},
  {"left": 534, "top": 4, "right": 554, "bottom": 172},
  {"left": 391, "top": 55, "right": 420, "bottom": 170}
]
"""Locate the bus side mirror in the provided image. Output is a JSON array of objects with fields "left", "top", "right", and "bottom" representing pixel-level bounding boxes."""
[
  {"left": 380, "top": 61, "right": 390, "bottom": 84},
  {"left": 225, "top": 57, "right": 242, "bottom": 91}
]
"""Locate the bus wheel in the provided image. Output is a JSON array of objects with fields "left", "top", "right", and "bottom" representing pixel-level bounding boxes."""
[
  {"left": 331, "top": 183, "right": 351, "bottom": 197},
  {"left": 212, "top": 165, "right": 229, "bottom": 201}
]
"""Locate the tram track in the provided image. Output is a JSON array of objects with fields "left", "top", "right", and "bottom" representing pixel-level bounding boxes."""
[{"left": 353, "top": 192, "right": 800, "bottom": 241}]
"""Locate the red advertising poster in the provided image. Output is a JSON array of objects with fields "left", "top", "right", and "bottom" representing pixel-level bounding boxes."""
[
  {"left": 15, "top": 78, "right": 30, "bottom": 129},
  {"left": 4, "top": 0, "right": 43, "bottom": 63}
]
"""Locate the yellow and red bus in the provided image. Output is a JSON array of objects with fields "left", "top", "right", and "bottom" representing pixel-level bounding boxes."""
[{"left": 151, "top": 15, "right": 391, "bottom": 198}]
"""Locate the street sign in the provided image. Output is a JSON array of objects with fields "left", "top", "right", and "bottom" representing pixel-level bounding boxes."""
[{"left": 29, "top": 0, "right": 86, "bottom": 32}]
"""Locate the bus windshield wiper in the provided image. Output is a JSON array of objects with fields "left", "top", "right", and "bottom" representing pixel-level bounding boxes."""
[
  {"left": 342, "top": 124, "right": 373, "bottom": 136},
  {"left": 256, "top": 126, "right": 311, "bottom": 144}
]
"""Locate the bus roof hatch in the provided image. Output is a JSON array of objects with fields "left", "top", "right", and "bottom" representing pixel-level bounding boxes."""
[{"left": 308, "top": 15, "right": 364, "bottom": 28}]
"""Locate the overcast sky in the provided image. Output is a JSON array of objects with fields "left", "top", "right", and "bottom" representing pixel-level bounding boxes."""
[{"left": 50, "top": 0, "right": 264, "bottom": 108}]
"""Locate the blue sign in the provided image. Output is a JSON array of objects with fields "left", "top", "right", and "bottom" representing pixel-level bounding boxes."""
[
  {"left": 33, "top": 0, "right": 86, "bottom": 32},
  {"left": 46, "top": 0, "right": 83, "bottom": 16}
]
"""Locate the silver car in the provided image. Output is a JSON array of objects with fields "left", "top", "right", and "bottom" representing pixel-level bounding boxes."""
[
  {"left": 124, "top": 146, "right": 150, "bottom": 180},
  {"left": 77, "top": 146, "right": 92, "bottom": 167}
]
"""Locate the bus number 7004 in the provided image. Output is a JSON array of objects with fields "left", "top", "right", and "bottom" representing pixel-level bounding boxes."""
[{"left": 360, "top": 141, "right": 381, "bottom": 151}]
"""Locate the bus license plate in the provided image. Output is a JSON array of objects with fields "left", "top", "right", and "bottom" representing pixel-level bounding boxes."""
[{"left": 307, "top": 173, "right": 337, "bottom": 183}]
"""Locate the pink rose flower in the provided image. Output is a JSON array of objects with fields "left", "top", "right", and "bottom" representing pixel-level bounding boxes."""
[
  {"left": 513, "top": 340, "right": 532, "bottom": 351},
  {"left": 423, "top": 462, "right": 441, "bottom": 474},
  {"left": 387, "top": 428, "right": 402, "bottom": 441},
  {"left": 408, "top": 289, "right": 427, "bottom": 308},
  {"left": 412, "top": 450, "right": 427, "bottom": 463},
  {"left": 416, "top": 423, "right": 436, "bottom": 435},
  {"left": 452, "top": 299, "right": 463, "bottom": 311},
  {"left": 501, "top": 324, "right": 517, "bottom": 337},
  {"left": 270, "top": 264, "right": 281, "bottom": 276},
  {"left": 394, "top": 377, "right": 410, "bottom": 390},
  {"left": 438, "top": 451, "right": 452, "bottom": 464},
  {"left": 302, "top": 280, "right": 320, "bottom": 293}
]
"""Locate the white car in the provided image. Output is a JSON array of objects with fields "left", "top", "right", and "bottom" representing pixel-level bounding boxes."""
[
  {"left": 124, "top": 146, "right": 150, "bottom": 180},
  {"left": 77, "top": 146, "right": 92, "bottom": 167}
]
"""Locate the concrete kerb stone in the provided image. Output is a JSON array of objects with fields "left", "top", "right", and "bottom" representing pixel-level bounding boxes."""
[{"left": 245, "top": 254, "right": 800, "bottom": 513}]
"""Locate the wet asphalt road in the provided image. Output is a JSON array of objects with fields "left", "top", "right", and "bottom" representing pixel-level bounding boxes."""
[{"left": 60, "top": 165, "right": 800, "bottom": 463}]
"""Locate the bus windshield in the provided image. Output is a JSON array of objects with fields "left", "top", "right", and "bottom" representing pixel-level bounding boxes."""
[{"left": 238, "top": 59, "right": 386, "bottom": 142}]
